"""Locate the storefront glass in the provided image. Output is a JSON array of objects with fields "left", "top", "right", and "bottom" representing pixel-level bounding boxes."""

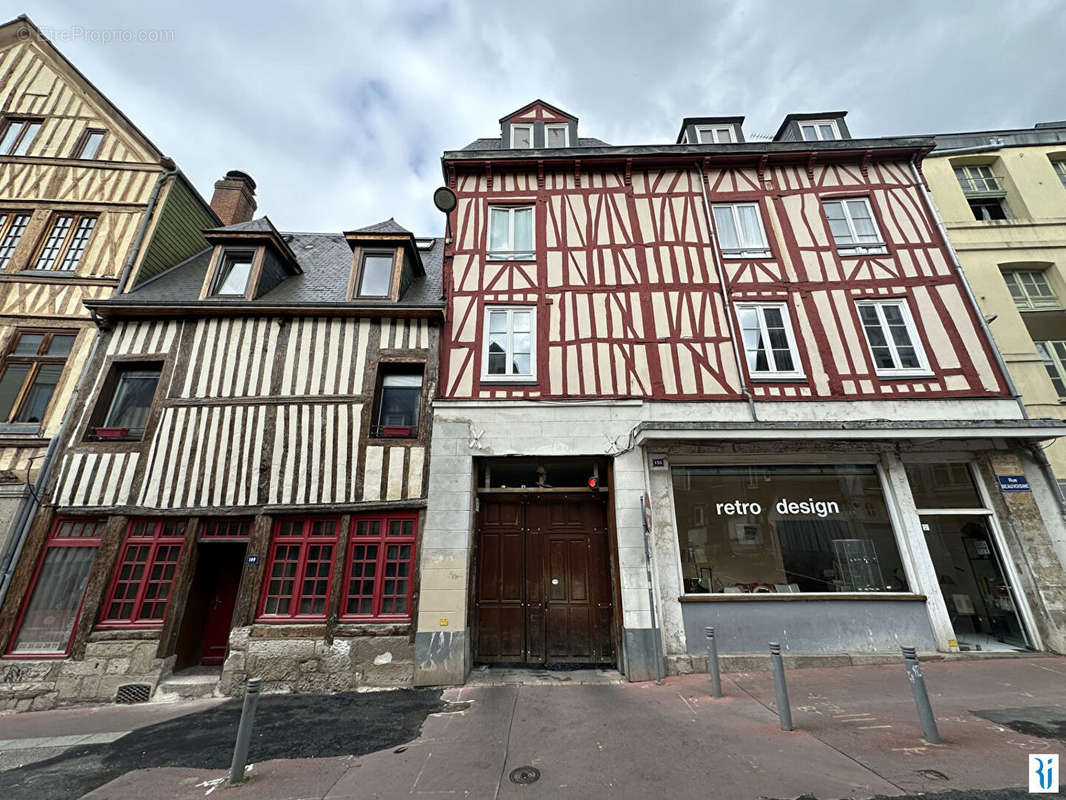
[
  {"left": 671, "top": 464, "right": 910, "bottom": 594},
  {"left": 905, "top": 463, "right": 983, "bottom": 509}
]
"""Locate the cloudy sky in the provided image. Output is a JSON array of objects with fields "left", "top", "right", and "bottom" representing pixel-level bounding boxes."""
[{"left": 21, "top": 1, "right": 1066, "bottom": 234}]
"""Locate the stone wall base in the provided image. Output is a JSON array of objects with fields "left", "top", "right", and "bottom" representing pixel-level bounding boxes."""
[{"left": 220, "top": 627, "right": 414, "bottom": 695}]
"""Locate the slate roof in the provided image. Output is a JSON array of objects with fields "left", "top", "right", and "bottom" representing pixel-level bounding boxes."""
[
  {"left": 459, "top": 136, "right": 610, "bottom": 152},
  {"left": 204, "top": 217, "right": 275, "bottom": 234},
  {"left": 93, "top": 228, "right": 444, "bottom": 310},
  {"left": 348, "top": 218, "right": 411, "bottom": 235}
]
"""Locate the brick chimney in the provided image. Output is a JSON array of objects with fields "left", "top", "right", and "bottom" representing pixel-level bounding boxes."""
[{"left": 210, "top": 170, "right": 257, "bottom": 226}]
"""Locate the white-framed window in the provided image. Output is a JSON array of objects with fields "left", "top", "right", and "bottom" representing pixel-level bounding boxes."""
[
  {"left": 1036, "top": 341, "right": 1066, "bottom": 398},
  {"left": 799, "top": 120, "right": 840, "bottom": 141},
  {"left": 694, "top": 125, "right": 735, "bottom": 144},
  {"left": 856, "top": 300, "right": 929, "bottom": 376},
  {"left": 211, "top": 249, "right": 254, "bottom": 297},
  {"left": 954, "top": 164, "right": 1002, "bottom": 195},
  {"left": 712, "top": 203, "right": 771, "bottom": 257},
  {"left": 545, "top": 124, "right": 569, "bottom": 148},
  {"left": 735, "top": 303, "right": 803, "bottom": 379},
  {"left": 1051, "top": 158, "right": 1066, "bottom": 190},
  {"left": 487, "top": 205, "right": 534, "bottom": 261},
  {"left": 509, "top": 124, "right": 533, "bottom": 149},
  {"left": 1002, "top": 268, "right": 1059, "bottom": 311},
  {"left": 822, "top": 197, "right": 886, "bottom": 255},
  {"left": 482, "top": 306, "right": 535, "bottom": 381}
]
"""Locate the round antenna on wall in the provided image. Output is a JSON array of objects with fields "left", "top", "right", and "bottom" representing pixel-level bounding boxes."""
[{"left": 433, "top": 186, "right": 457, "bottom": 213}]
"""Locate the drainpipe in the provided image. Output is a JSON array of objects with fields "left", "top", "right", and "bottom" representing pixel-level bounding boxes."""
[
  {"left": 115, "top": 162, "right": 178, "bottom": 293},
  {"left": 0, "top": 330, "right": 103, "bottom": 609},
  {"left": 695, "top": 161, "right": 758, "bottom": 422},
  {"left": 908, "top": 154, "right": 1066, "bottom": 515}
]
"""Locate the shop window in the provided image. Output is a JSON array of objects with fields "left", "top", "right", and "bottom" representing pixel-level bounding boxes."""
[
  {"left": 905, "top": 462, "right": 983, "bottom": 509},
  {"left": 735, "top": 303, "right": 803, "bottom": 379},
  {"left": 99, "top": 519, "right": 187, "bottom": 628},
  {"left": 1035, "top": 341, "right": 1066, "bottom": 398},
  {"left": 713, "top": 203, "right": 770, "bottom": 257},
  {"left": 372, "top": 365, "right": 423, "bottom": 438},
  {"left": 32, "top": 213, "right": 97, "bottom": 271},
  {"left": 0, "top": 330, "right": 76, "bottom": 425},
  {"left": 0, "top": 212, "right": 30, "bottom": 269},
  {"left": 487, "top": 205, "right": 533, "bottom": 261},
  {"left": 87, "top": 361, "right": 162, "bottom": 440},
  {"left": 856, "top": 300, "right": 929, "bottom": 376},
  {"left": 1002, "top": 268, "right": 1058, "bottom": 311},
  {"left": 671, "top": 464, "right": 910, "bottom": 594},
  {"left": 482, "top": 306, "right": 535, "bottom": 381},
  {"left": 342, "top": 512, "right": 417, "bottom": 620},
  {"left": 7, "top": 518, "right": 105, "bottom": 655},
  {"left": 822, "top": 198, "right": 886, "bottom": 255},
  {"left": 258, "top": 517, "right": 339, "bottom": 620}
]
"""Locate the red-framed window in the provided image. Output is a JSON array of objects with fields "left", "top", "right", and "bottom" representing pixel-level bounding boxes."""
[
  {"left": 200, "top": 518, "right": 253, "bottom": 540},
  {"left": 257, "top": 517, "right": 339, "bottom": 621},
  {"left": 342, "top": 512, "right": 417, "bottom": 621},
  {"left": 98, "top": 519, "right": 187, "bottom": 628},
  {"left": 7, "top": 517, "right": 105, "bottom": 657}
]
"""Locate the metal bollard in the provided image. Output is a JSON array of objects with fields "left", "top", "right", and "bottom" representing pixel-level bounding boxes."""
[
  {"left": 704, "top": 627, "right": 722, "bottom": 698},
  {"left": 768, "top": 642, "right": 793, "bottom": 731},
  {"left": 228, "top": 676, "right": 262, "bottom": 784},
  {"left": 901, "top": 646, "right": 940, "bottom": 744}
]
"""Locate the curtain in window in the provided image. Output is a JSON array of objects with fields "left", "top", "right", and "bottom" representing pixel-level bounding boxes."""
[
  {"left": 10, "top": 546, "right": 96, "bottom": 653},
  {"left": 489, "top": 208, "right": 509, "bottom": 253},
  {"left": 736, "top": 205, "right": 763, "bottom": 248},
  {"left": 513, "top": 208, "right": 533, "bottom": 253},
  {"left": 712, "top": 207, "right": 740, "bottom": 250},
  {"left": 104, "top": 372, "right": 159, "bottom": 431}
]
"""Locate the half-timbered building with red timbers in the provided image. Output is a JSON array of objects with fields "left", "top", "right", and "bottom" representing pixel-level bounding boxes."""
[
  {"left": 0, "top": 184, "right": 444, "bottom": 708},
  {"left": 416, "top": 100, "right": 1066, "bottom": 685}
]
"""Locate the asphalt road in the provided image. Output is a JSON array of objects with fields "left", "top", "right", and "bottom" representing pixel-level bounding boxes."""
[{"left": 0, "top": 688, "right": 447, "bottom": 799}]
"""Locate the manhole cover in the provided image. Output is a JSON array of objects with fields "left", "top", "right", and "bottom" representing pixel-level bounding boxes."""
[{"left": 509, "top": 766, "right": 541, "bottom": 785}]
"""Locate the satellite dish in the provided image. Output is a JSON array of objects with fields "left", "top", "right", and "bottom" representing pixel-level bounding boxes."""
[{"left": 433, "top": 186, "right": 457, "bottom": 213}]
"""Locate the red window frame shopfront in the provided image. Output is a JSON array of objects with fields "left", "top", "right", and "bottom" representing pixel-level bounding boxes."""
[
  {"left": 257, "top": 513, "right": 418, "bottom": 623},
  {"left": 97, "top": 519, "right": 186, "bottom": 628},
  {"left": 6, "top": 517, "right": 105, "bottom": 657}
]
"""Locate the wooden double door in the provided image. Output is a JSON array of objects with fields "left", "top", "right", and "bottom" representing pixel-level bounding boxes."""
[{"left": 475, "top": 493, "right": 615, "bottom": 665}]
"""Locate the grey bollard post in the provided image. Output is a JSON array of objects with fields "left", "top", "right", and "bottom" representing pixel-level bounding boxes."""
[
  {"left": 228, "top": 676, "right": 262, "bottom": 785},
  {"left": 768, "top": 642, "right": 793, "bottom": 731},
  {"left": 901, "top": 646, "right": 940, "bottom": 744},
  {"left": 704, "top": 627, "right": 722, "bottom": 698}
]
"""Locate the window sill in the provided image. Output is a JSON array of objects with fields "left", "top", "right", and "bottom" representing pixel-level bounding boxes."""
[
  {"left": 873, "top": 370, "right": 935, "bottom": 380},
  {"left": 836, "top": 246, "right": 888, "bottom": 256},
  {"left": 2, "top": 651, "right": 69, "bottom": 660},
  {"left": 679, "top": 592, "right": 927, "bottom": 602},
  {"left": 485, "top": 256, "right": 536, "bottom": 264},
  {"left": 480, "top": 376, "right": 538, "bottom": 385},
  {"left": 722, "top": 251, "right": 772, "bottom": 259},
  {"left": 0, "top": 423, "right": 42, "bottom": 436},
  {"left": 750, "top": 374, "right": 807, "bottom": 383},
  {"left": 94, "top": 622, "right": 164, "bottom": 631}
]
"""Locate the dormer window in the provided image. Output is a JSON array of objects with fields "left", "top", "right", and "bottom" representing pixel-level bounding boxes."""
[
  {"left": 545, "top": 124, "right": 569, "bottom": 147},
  {"left": 799, "top": 120, "right": 841, "bottom": 141},
  {"left": 355, "top": 250, "right": 395, "bottom": 298},
  {"left": 694, "top": 125, "right": 735, "bottom": 144},
  {"left": 510, "top": 124, "right": 533, "bottom": 149},
  {"left": 210, "top": 250, "right": 254, "bottom": 297}
]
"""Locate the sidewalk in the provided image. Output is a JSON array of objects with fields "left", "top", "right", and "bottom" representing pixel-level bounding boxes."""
[{"left": 3, "top": 657, "right": 1064, "bottom": 799}]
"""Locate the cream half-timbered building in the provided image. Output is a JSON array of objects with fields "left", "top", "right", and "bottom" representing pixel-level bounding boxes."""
[
  {"left": 0, "top": 16, "right": 217, "bottom": 575},
  {"left": 0, "top": 215, "right": 443, "bottom": 708},
  {"left": 416, "top": 101, "right": 1066, "bottom": 686}
]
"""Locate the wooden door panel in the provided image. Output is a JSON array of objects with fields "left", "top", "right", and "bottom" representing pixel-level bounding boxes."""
[{"left": 475, "top": 498, "right": 526, "bottom": 663}]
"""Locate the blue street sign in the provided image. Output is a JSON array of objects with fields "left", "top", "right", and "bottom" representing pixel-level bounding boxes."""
[
  {"left": 998, "top": 475, "right": 1030, "bottom": 492},
  {"left": 246, "top": 554, "right": 260, "bottom": 564}
]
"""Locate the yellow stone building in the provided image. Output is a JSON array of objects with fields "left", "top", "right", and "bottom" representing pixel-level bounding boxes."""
[{"left": 924, "top": 122, "right": 1066, "bottom": 486}]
